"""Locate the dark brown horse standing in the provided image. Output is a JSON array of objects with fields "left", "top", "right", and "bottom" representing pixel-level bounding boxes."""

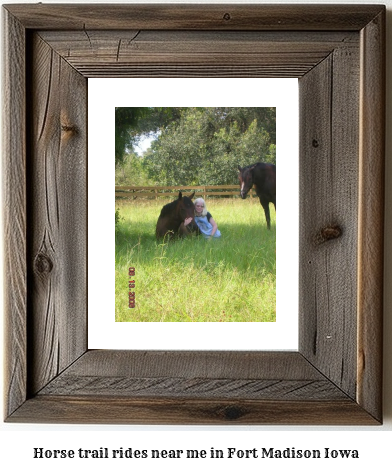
[
  {"left": 156, "top": 191, "right": 200, "bottom": 239},
  {"left": 238, "top": 162, "right": 276, "bottom": 229}
]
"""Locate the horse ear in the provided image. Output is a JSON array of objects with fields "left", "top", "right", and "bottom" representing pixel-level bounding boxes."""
[
  {"left": 178, "top": 191, "right": 183, "bottom": 200},
  {"left": 238, "top": 165, "right": 242, "bottom": 172},
  {"left": 189, "top": 191, "right": 195, "bottom": 199}
]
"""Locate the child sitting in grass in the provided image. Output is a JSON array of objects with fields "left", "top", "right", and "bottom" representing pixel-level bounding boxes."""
[{"left": 184, "top": 197, "right": 221, "bottom": 238}]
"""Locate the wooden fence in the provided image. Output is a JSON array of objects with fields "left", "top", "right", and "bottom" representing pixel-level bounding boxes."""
[{"left": 115, "top": 185, "right": 257, "bottom": 200}]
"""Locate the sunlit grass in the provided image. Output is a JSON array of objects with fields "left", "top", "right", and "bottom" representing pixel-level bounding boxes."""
[{"left": 115, "top": 198, "right": 276, "bottom": 322}]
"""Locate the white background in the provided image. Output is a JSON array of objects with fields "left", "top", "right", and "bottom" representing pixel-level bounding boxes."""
[
  {"left": 88, "top": 77, "right": 299, "bottom": 350},
  {"left": 1, "top": 0, "right": 391, "bottom": 473}
]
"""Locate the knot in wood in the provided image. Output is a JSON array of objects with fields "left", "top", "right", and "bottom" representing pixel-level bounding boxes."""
[
  {"left": 34, "top": 252, "right": 53, "bottom": 274},
  {"left": 223, "top": 405, "right": 244, "bottom": 420},
  {"left": 312, "top": 139, "right": 319, "bottom": 148},
  {"left": 223, "top": 12, "right": 231, "bottom": 21},
  {"left": 61, "top": 124, "right": 78, "bottom": 134},
  {"left": 315, "top": 225, "right": 342, "bottom": 245}
]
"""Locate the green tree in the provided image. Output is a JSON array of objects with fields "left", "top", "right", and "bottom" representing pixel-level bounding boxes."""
[
  {"left": 115, "top": 152, "right": 152, "bottom": 186},
  {"left": 143, "top": 107, "right": 276, "bottom": 185},
  {"left": 115, "top": 107, "right": 187, "bottom": 166},
  {"left": 144, "top": 108, "right": 212, "bottom": 185},
  {"left": 115, "top": 107, "right": 147, "bottom": 165}
]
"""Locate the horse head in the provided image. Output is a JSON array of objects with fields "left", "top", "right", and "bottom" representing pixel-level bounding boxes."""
[
  {"left": 238, "top": 165, "right": 255, "bottom": 199},
  {"left": 176, "top": 191, "right": 196, "bottom": 221}
]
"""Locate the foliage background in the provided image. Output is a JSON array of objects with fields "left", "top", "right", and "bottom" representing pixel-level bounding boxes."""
[{"left": 115, "top": 107, "right": 276, "bottom": 186}]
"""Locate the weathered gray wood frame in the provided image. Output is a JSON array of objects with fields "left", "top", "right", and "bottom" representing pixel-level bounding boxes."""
[{"left": 3, "top": 4, "right": 385, "bottom": 424}]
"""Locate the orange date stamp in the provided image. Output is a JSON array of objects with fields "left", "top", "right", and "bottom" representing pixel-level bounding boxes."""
[{"left": 128, "top": 267, "right": 135, "bottom": 308}]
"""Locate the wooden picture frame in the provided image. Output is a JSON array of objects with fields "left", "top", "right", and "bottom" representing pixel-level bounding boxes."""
[{"left": 3, "top": 4, "right": 385, "bottom": 424}]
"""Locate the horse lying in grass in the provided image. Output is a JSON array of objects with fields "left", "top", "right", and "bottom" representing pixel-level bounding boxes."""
[
  {"left": 156, "top": 191, "right": 201, "bottom": 239},
  {"left": 238, "top": 162, "right": 276, "bottom": 230}
]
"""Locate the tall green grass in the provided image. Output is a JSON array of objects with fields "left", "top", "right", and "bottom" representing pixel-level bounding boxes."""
[{"left": 115, "top": 198, "right": 275, "bottom": 322}]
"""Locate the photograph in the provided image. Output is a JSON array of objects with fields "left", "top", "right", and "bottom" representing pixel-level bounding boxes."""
[
  {"left": 115, "top": 107, "right": 276, "bottom": 322},
  {"left": 2, "top": 1, "right": 389, "bottom": 437}
]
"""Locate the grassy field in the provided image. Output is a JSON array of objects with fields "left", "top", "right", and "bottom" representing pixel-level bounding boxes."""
[{"left": 115, "top": 198, "right": 276, "bottom": 322}]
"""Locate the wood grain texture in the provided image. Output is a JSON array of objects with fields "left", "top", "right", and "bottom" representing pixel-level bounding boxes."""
[
  {"left": 4, "top": 4, "right": 384, "bottom": 31},
  {"left": 57, "top": 350, "right": 326, "bottom": 379},
  {"left": 39, "top": 377, "right": 347, "bottom": 401},
  {"left": 357, "top": 9, "right": 385, "bottom": 422},
  {"left": 9, "top": 396, "right": 379, "bottom": 425},
  {"left": 38, "top": 30, "right": 358, "bottom": 78},
  {"left": 27, "top": 33, "right": 87, "bottom": 395},
  {"left": 2, "top": 9, "right": 27, "bottom": 419},
  {"left": 299, "top": 40, "right": 360, "bottom": 399},
  {"left": 37, "top": 351, "right": 346, "bottom": 400},
  {"left": 7, "top": 350, "right": 379, "bottom": 424},
  {"left": 2, "top": 4, "right": 385, "bottom": 425}
]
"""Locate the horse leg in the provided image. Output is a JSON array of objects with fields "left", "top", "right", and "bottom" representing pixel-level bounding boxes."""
[{"left": 259, "top": 197, "right": 271, "bottom": 229}]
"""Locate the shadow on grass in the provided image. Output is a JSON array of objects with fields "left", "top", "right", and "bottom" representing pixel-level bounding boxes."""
[{"left": 115, "top": 221, "right": 276, "bottom": 277}]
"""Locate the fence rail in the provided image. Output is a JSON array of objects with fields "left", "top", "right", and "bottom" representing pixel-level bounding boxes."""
[{"left": 115, "top": 185, "right": 256, "bottom": 200}]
